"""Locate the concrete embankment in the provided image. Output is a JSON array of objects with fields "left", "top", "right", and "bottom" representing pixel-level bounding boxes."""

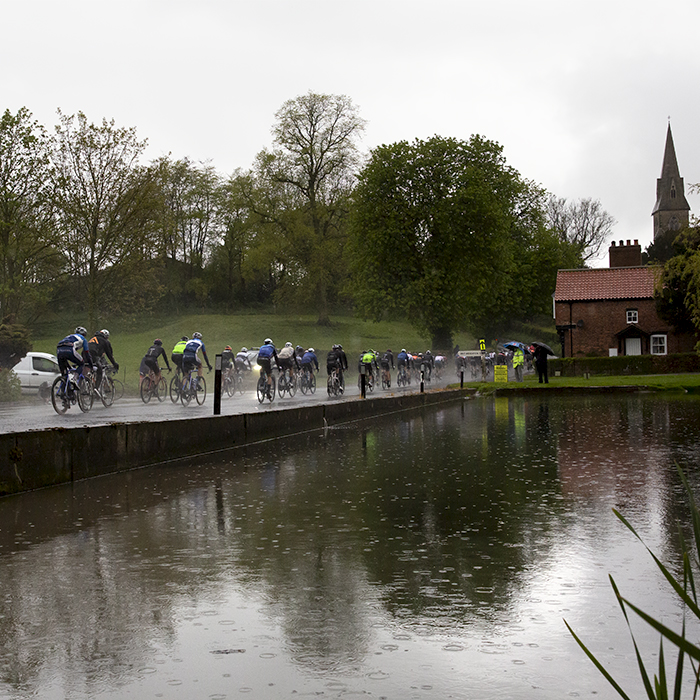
[{"left": 0, "top": 389, "right": 470, "bottom": 496}]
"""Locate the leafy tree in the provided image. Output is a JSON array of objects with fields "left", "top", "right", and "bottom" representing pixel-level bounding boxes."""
[
  {"left": 247, "top": 91, "right": 365, "bottom": 325},
  {"left": 51, "top": 111, "right": 161, "bottom": 327},
  {"left": 0, "top": 108, "right": 61, "bottom": 323},
  {"left": 655, "top": 225, "right": 700, "bottom": 342},
  {"left": 546, "top": 195, "right": 616, "bottom": 264},
  {"left": 348, "top": 135, "right": 574, "bottom": 350}
]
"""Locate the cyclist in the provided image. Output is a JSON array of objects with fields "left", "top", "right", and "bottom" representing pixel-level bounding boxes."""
[
  {"left": 397, "top": 348, "right": 410, "bottom": 384},
  {"left": 182, "top": 332, "right": 212, "bottom": 378},
  {"left": 88, "top": 329, "right": 119, "bottom": 391},
  {"left": 422, "top": 350, "right": 434, "bottom": 381},
  {"left": 277, "top": 341, "right": 300, "bottom": 382},
  {"left": 257, "top": 338, "right": 278, "bottom": 398},
  {"left": 221, "top": 345, "right": 235, "bottom": 371},
  {"left": 142, "top": 339, "right": 171, "bottom": 385},
  {"left": 295, "top": 344, "right": 305, "bottom": 365},
  {"left": 56, "top": 326, "right": 94, "bottom": 383},
  {"left": 359, "top": 349, "right": 377, "bottom": 387},
  {"left": 380, "top": 349, "right": 394, "bottom": 387},
  {"left": 236, "top": 347, "right": 252, "bottom": 373},
  {"left": 302, "top": 347, "right": 319, "bottom": 374},
  {"left": 171, "top": 336, "right": 188, "bottom": 374},
  {"left": 326, "top": 344, "right": 346, "bottom": 391}
]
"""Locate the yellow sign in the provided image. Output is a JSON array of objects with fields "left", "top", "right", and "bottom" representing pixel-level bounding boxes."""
[
  {"left": 479, "top": 338, "right": 486, "bottom": 352},
  {"left": 494, "top": 365, "right": 508, "bottom": 383}
]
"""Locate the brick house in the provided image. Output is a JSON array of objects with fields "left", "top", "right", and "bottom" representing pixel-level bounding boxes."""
[{"left": 554, "top": 240, "right": 695, "bottom": 357}]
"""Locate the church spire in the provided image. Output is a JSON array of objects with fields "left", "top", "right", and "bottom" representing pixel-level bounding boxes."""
[{"left": 652, "top": 123, "right": 690, "bottom": 240}]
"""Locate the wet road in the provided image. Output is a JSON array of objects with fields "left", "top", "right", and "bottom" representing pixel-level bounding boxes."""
[{"left": 0, "top": 373, "right": 454, "bottom": 435}]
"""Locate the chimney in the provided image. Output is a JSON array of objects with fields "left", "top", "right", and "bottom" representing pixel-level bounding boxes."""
[{"left": 609, "top": 239, "right": 642, "bottom": 267}]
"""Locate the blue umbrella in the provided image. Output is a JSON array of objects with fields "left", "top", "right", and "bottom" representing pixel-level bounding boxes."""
[{"left": 503, "top": 341, "right": 527, "bottom": 352}]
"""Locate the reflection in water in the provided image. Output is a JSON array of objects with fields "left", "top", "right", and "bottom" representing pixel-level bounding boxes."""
[{"left": 1, "top": 394, "right": 700, "bottom": 699}]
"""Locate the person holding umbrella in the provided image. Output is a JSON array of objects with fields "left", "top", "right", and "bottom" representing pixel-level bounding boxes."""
[{"left": 532, "top": 342, "right": 553, "bottom": 384}]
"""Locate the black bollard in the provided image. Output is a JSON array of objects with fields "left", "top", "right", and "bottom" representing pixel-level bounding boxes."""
[
  {"left": 214, "top": 354, "right": 222, "bottom": 415},
  {"left": 360, "top": 367, "right": 366, "bottom": 399},
  {"left": 460, "top": 370, "right": 464, "bottom": 389}
]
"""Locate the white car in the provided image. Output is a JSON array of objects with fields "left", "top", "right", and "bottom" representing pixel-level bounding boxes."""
[{"left": 12, "top": 352, "right": 61, "bottom": 394}]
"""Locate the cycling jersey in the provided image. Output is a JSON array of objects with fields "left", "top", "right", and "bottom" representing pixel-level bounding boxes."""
[
  {"left": 302, "top": 351, "right": 319, "bottom": 370},
  {"left": 172, "top": 340, "right": 187, "bottom": 355}
]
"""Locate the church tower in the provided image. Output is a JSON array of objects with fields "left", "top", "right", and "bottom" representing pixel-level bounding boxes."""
[{"left": 652, "top": 123, "right": 690, "bottom": 240}]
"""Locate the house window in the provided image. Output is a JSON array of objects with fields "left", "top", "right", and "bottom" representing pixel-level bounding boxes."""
[
  {"left": 651, "top": 334, "right": 667, "bottom": 355},
  {"left": 626, "top": 309, "right": 638, "bottom": 324}
]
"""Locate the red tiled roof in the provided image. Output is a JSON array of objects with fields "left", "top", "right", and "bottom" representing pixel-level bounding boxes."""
[{"left": 555, "top": 266, "right": 659, "bottom": 302}]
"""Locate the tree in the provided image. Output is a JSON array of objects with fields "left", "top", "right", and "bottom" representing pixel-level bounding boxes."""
[
  {"left": 51, "top": 111, "right": 161, "bottom": 326},
  {"left": 655, "top": 225, "right": 700, "bottom": 342},
  {"left": 0, "top": 108, "right": 61, "bottom": 323},
  {"left": 349, "top": 135, "right": 573, "bottom": 350},
  {"left": 546, "top": 195, "right": 616, "bottom": 264},
  {"left": 247, "top": 92, "right": 365, "bottom": 324}
]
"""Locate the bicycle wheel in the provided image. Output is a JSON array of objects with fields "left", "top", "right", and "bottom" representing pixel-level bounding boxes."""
[
  {"left": 268, "top": 377, "right": 276, "bottom": 402},
  {"left": 224, "top": 375, "right": 235, "bottom": 398},
  {"left": 327, "top": 375, "right": 332, "bottom": 396},
  {"left": 51, "top": 376, "right": 68, "bottom": 415},
  {"left": 277, "top": 374, "right": 287, "bottom": 398},
  {"left": 140, "top": 376, "right": 152, "bottom": 404},
  {"left": 112, "top": 378, "right": 125, "bottom": 399},
  {"left": 237, "top": 373, "right": 245, "bottom": 394},
  {"left": 170, "top": 373, "right": 181, "bottom": 403},
  {"left": 300, "top": 373, "right": 309, "bottom": 395},
  {"left": 181, "top": 376, "right": 192, "bottom": 406},
  {"left": 156, "top": 376, "right": 167, "bottom": 402},
  {"left": 101, "top": 377, "right": 115, "bottom": 407},
  {"left": 77, "top": 376, "right": 94, "bottom": 412},
  {"left": 195, "top": 376, "right": 207, "bottom": 405},
  {"left": 257, "top": 375, "right": 266, "bottom": 404},
  {"left": 310, "top": 373, "right": 316, "bottom": 394},
  {"left": 288, "top": 373, "right": 297, "bottom": 397}
]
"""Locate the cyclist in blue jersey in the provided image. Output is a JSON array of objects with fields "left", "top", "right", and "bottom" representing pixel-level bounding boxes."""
[
  {"left": 257, "top": 338, "right": 279, "bottom": 398},
  {"left": 56, "top": 326, "right": 94, "bottom": 379},
  {"left": 301, "top": 347, "right": 319, "bottom": 373},
  {"left": 182, "top": 332, "right": 212, "bottom": 378}
]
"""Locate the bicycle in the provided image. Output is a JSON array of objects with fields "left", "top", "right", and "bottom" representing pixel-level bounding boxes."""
[
  {"left": 256, "top": 367, "right": 275, "bottom": 403},
  {"left": 51, "top": 366, "right": 94, "bottom": 415},
  {"left": 140, "top": 367, "right": 167, "bottom": 404},
  {"left": 357, "top": 366, "right": 374, "bottom": 393},
  {"left": 94, "top": 362, "right": 116, "bottom": 407},
  {"left": 222, "top": 367, "right": 236, "bottom": 398},
  {"left": 180, "top": 367, "right": 207, "bottom": 406},
  {"left": 381, "top": 366, "right": 391, "bottom": 389},
  {"left": 327, "top": 367, "right": 344, "bottom": 397},
  {"left": 277, "top": 367, "right": 297, "bottom": 398},
  {"left": 300, "top": 366, "right": 316, "bottom": 395},
  {"left": 169, "top": 367, "right": 183, "bottom": 403},
  {"left": 397, "top": 365, "right": 410, "bottom": 387}
]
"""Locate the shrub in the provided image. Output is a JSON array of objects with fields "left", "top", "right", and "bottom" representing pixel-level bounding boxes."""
[{"left": 0, "top": 368, "right": 21, "bottom": 402}]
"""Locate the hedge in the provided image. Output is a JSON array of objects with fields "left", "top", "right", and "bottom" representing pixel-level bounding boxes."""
[{"left": 549, "top": 353, "right": 700, "bottom": 377}]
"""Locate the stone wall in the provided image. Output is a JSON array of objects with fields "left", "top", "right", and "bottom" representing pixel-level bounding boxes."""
[{"left": 0, "top": 389, "right": 469, "bottom": 496}]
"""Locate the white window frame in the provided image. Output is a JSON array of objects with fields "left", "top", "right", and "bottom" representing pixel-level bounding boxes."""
[
  {"left": 626, "top": 309, "right": 638, "bottom": 324},
  {"left": 651, "top": 334, "right": 667, "bottom": 355}
]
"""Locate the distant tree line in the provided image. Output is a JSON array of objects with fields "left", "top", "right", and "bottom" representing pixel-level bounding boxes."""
[{"left": 0, "top": 93, "right": 612, "bottom": 352}]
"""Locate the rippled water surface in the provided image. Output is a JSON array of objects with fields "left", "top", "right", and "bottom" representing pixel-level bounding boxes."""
[{"left": 2, "top": 393, "right": 700, "bottom": 699}]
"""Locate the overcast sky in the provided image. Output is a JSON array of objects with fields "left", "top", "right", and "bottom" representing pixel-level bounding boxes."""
[{"left": 3, "top": 0, "right": 699, "bottom": 266}]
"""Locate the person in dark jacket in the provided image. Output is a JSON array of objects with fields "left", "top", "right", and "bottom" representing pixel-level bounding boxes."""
[
  {"left": 533, "top": 344, "right": 549, "bottom": 384},
  {"left": 88, "top": 329, "right": 119, "bottom": 390}
]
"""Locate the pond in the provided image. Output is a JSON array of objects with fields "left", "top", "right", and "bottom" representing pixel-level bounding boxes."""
[{"left": 1, "top": 393, "right": 700, "bottom": 699}]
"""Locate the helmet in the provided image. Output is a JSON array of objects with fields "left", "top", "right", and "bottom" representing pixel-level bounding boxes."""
[
  {"left": 192, "top": 332, "right": 202, "bottom": 339},
  {"left": 241, "top": 347, "right": 248, "bottom": 352},
  {"left": 296, "top": 345, "right": 303, "bottom": 351},
  {"left": 264, "top": 338, "right": 272, "bottom": 345},
  {"left": 285, "top": 342, "right": 293, "bottom": 347},
  {"left": 225, "top": 345, "right": 232, "bottom": 351},
  {"left": 181, "top": 336, "right": 188, "bottom": 341},
  {"left": 332, "top": 344, "right": 338, "bottom": 350},
  {"left": 99, "top": 329, "right": 110, "bottom": 339},
  {"left": 308, "top": 348, "right": 314, "bottom": 353},
  {"left": 154, "top": 339, "right": 163, "bottom": 346},
  {"left": 75, "top": 326, "right": 87, "bottom": 336},
  {"left": 337, "top": 344, "right": 342, "bottom": 350},
  {"left": 387, "top": 349, "right": 392, "bottom": 353},
  {"left": 401, "top": 348, "right": 406, "bottom": 353}
]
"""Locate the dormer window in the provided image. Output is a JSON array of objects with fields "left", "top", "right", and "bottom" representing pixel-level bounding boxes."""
[{"left": 626, "top": 309, "right": 638, "bottom": 324}]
